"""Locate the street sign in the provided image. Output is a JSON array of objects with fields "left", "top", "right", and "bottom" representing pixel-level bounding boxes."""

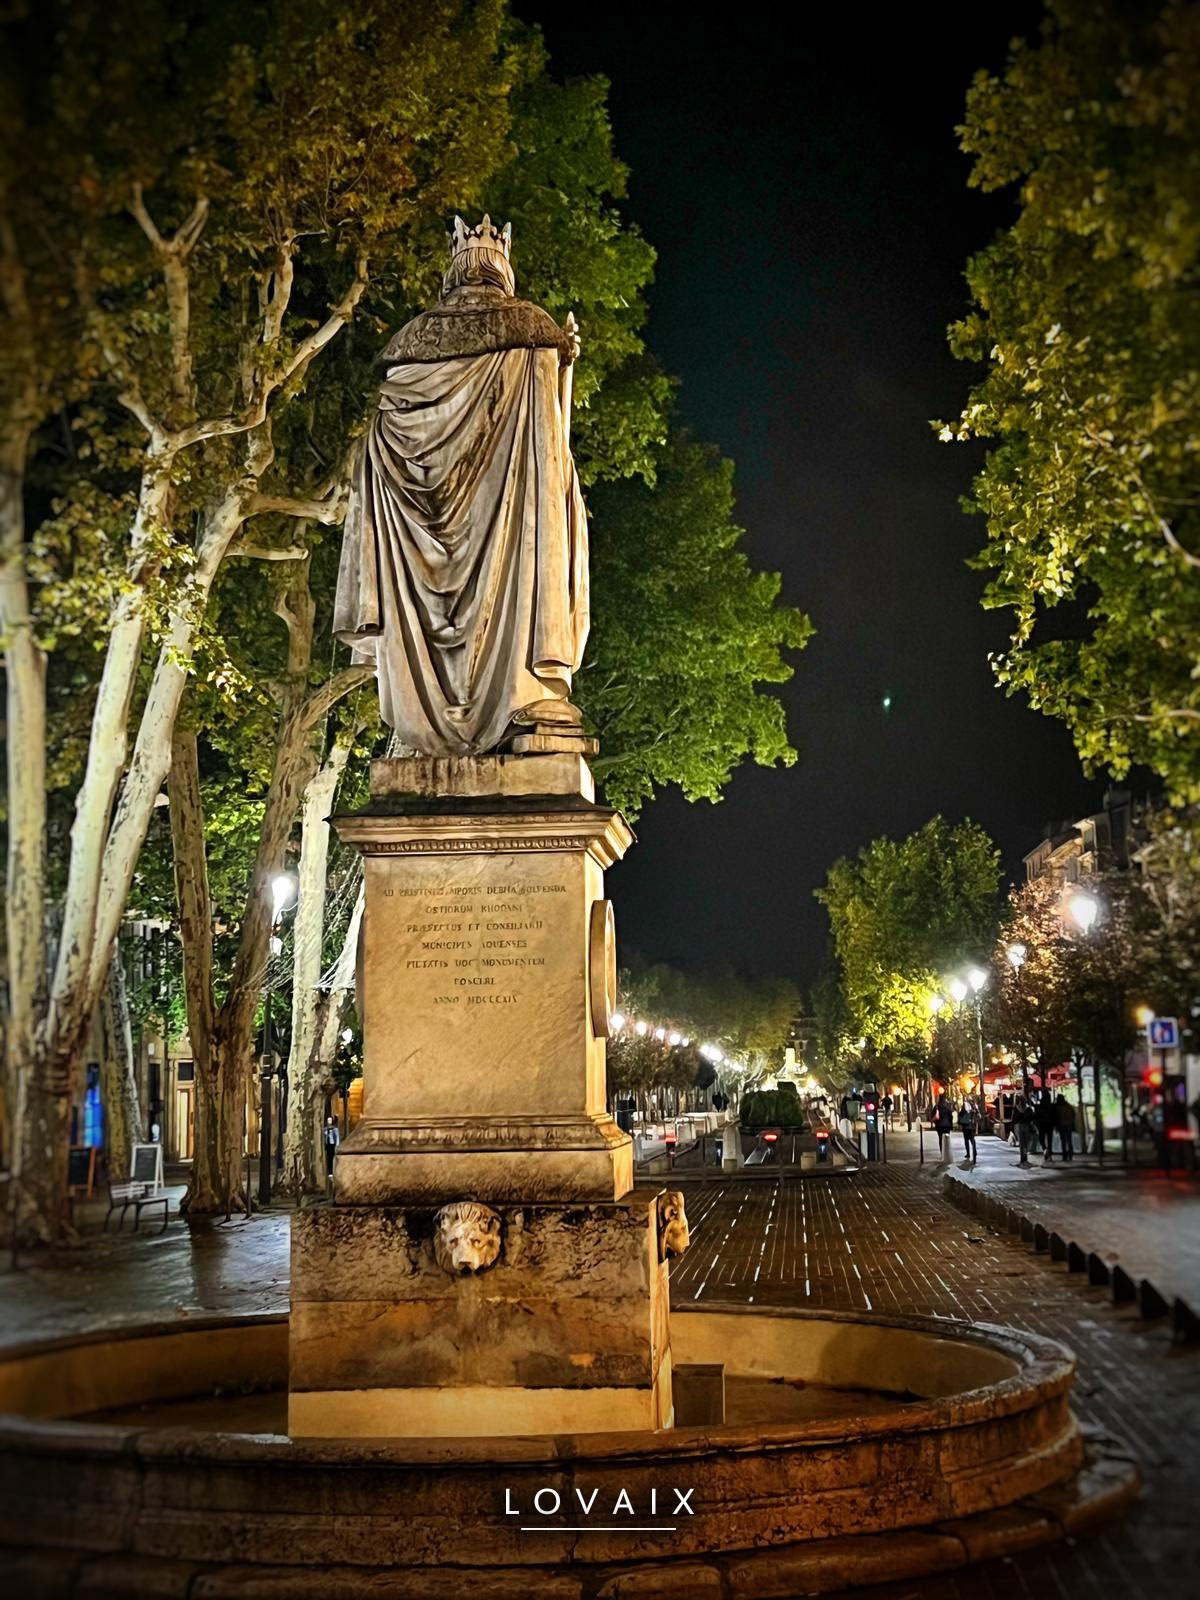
[{"left": 1148, "top": 1017, "right": 1179, "bottom": 1049}]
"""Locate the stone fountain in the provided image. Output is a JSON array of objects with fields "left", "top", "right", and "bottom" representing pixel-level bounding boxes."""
[{"left": 0, "top": 217, "right": 1137, "bottom": 1598}]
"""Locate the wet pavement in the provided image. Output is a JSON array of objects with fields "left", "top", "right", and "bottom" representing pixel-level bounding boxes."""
[
  {"left": 1, "top": 1147, "right": 1197, "bottom": 1598},
  {"left": 0, "top": 1194, "right": 289, "bottom": 1346}
]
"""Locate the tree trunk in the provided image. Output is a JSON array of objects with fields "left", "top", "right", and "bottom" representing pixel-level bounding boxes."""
[
  {"left": 99, "top": 947, "right": 141, "bottom": 1183},
  {"left": 282, "top": 738, "right": 354, "bottom": 1193},
  {"left": 168, "top": 726, "right": 230, "bottom": 1212}
]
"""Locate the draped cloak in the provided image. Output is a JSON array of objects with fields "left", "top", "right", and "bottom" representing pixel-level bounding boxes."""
[{"left": 333, "top": 330, "right": 588, "bottom": 757}]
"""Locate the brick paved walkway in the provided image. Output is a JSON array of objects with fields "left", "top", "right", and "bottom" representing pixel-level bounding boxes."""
[
  {"left": 672, "top": 1165, "right": 1198, "bottom": 1599},
  {"left": 0, "top": 1204, "right": 291, "bottom": 1345},
  {"left": 921, "top": 1130, "right": 1200, "bottom": 1311},
  {"left": 2, "top": 1168, "right": 1197, "bottom": 1598}
]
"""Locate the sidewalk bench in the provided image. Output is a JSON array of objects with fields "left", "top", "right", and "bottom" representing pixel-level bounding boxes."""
[{"left": 104, "top": 1181, "right": 169, "bottom": 1234}]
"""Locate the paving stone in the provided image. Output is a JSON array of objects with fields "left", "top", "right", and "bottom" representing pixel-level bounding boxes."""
[{"left": 3, "top": 1139, "right": 1198, "bottom": 1600}]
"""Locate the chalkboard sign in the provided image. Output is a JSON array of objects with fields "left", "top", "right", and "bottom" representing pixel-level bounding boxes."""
[
  {"left": 67, "top": 1145, "right": 96, "bottom": 1197},
  {"left": 130, "top": 1142, "right": 164, "bottom": 1192}
]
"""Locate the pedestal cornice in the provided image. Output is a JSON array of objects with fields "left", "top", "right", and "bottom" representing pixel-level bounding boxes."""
[{"left": 334, "top": 804, "right": 634, "bottom": 869}]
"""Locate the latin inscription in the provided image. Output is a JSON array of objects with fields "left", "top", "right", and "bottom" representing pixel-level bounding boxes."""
[{"left": 395, "top": 877, "right": 565, "bottom": 1008}]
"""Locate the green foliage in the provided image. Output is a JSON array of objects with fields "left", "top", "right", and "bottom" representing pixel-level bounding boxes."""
[
  {"left": 987, "top": 877, "right": 1077, "bottom": 1075},
  {"left": 816, "top": 817, "right": 1002, "bottom": 1056},
  {"left": 942, "top": 0, "right": 1200, "bottom": 800},
  {"left": 739, "top": 1089, "right": 808, "bottom": 1130},
  {"left": 582, "top": 433, "right": 813, "bottom": 817},
  {"left": 619, "top": 958, "right": 801, "bottom": 1065},
  {"left": 808, "top": 960, "right": 860, "bottom": 1090}
]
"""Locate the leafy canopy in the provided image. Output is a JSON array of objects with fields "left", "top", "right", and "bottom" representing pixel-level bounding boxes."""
[
  {"left": 941, "top": 0, "right": 1200, "bottom": 800},
  {"left": 582, "top": 433, "right": 813, "bottom": 817},
  {"left": 816, "top": 816, "right": 1002, "bottom": 1055}
]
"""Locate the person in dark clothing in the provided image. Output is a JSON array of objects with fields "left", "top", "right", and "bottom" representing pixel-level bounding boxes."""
[
  {"left": 323, "top": 1117, "right": 340, "bottom": 1181},
  {"left": 1034, "top": 1092, "right": 1057, "bottom": 1161},
  {"left": 1011, "top": 1095, "right": 1034, "bottom": 1166},
  {"left": 1055, "top": 1094, "right": 1076, "bottom": 1160},
  {"left": 933, "top": 1095, "right": 954, "bottom": 1162},
  {"left": 958, "top": 1100, "right": 978, "bottom": 1164}
]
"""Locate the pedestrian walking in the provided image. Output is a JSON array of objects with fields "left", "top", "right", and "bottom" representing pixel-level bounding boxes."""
[
  {"left": 1034, "top": 1092, "right": 1056, "bottom": 1162},
  {"left": 1055, "top": 1094, "right": 1076, "bottom": 1161},
  {"left": 323, "top": 1117, "right": 340, "bottom": 1184},
  {"left": 1011, "top": 1095, "right": 1034, "bottom": 1167},
  {"left": 881, "top": 1093, "right": 894, "bottom": 1130},
  {"left": 933, "top": 1094, "right": 954, "bottom": 1163},
  {"left": 958, "top": 1100, "right": 978, "bottom": 1165}
]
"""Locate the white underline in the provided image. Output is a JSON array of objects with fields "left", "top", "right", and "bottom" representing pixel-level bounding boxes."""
[{"left": 520, "top": 1526, "right": 678, "bottom": 1532}]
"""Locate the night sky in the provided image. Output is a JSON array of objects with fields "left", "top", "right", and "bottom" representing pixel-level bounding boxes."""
[{"left": 522, "top": 3, "right": 1102, "bottom": 992}]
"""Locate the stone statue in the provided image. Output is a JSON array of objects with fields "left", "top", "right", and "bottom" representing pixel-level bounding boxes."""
[
  {"left": 657, "top": 1191, "right": 691, "bottom": 1260},
  {"left": 433, "top": 1201, "right": 502, "bottom": 1275},
  {"left": 334, "top": 215, "right": 591, "bottom": 757}
]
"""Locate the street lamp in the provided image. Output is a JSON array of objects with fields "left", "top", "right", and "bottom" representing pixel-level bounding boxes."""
[
  {"left": 966, "top": 967, "right": 988, "bottom": 1103},
  {"left": 1006, "top": 943, "right": 1031, "bottom": 1093},
  {"left": 1067, "top": 889, "right": 1103, "bottom": 1157},
  {"left": 610, "top": 1011, "right": 626, "bottom": 1033},
  {"left": 1069, "top": 891, "right": 1099, "bottom": 934},
  {"left": 943, "top": 971, "right": 986, "bottom": 1105}
]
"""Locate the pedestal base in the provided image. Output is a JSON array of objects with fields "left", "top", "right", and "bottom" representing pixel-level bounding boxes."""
[
  {"left": 334, "top": 1113, "right": 634, "bottom": 1205},
  {"left": 288, "top": 1191, "right": 672, "bottom": 1438}
]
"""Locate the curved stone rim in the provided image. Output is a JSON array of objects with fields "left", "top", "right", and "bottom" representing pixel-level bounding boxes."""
[{"left": 0, "top": 1301, "right": 1075, "bottom": 1465}]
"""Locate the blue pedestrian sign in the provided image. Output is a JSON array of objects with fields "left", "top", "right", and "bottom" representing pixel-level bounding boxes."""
[{"left": 1148, "top": 1016, "right": 1179, "bottom": 1049}]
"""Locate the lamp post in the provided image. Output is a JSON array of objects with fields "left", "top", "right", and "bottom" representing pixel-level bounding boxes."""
[
  {"left": 1067, "top": 890, "right": 1102, "bottom": 1160},
  {"left": 1006, "top": 942, "right": 1030, "bottom": 1095},
  {"left": 259, "top": 872, "right": 296, "bottom": 1205},
  {"left": 967, "top": 965, "right": 989, "bottom": 1106}
]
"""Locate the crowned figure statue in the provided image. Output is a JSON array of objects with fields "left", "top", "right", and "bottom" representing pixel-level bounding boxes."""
[{"left": 333, "top": 216, "right": 591, "bottom": 758}]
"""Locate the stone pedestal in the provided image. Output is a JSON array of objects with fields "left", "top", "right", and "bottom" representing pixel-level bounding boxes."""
[
  {"left": 331, "top": 754, "right": 633, "bottom": 1206},
  {"left": 289, "top": 1193, "right": 672, "bottom": 1437},
  {"left": 288, "top": 754, "right": 676, "bottom": 1436}
]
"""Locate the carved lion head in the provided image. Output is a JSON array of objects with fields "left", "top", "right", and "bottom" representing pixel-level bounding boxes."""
[
  {"left": 658, "top": 1190, "right": 690, "bottom": 1260},
  {"left": 433, "top": 1201, "right": 502, "bottom": 1275}
]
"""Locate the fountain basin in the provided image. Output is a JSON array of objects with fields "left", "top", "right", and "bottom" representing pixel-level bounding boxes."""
[{"left": 0, "top": 1304, "right": 1137, "bottom": 1597}]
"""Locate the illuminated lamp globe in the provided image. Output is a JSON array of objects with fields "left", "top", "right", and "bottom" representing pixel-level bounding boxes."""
[
  {"left": 270, "top": 873, "right": 296, "bottom": 922},
  {"left": 948, "top": 977, "right": 968, "bottom": 1004},
  {"left": 967, "top": 966, "right": 988, "bottom": 994},
  {"left": 1069, "top": 892, "right": 1099, "bottom": 934}
]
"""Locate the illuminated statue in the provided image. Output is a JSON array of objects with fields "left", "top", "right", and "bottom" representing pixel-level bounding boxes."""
[{"left": 334, "top": 216, "right": 589, "bottom": 756}]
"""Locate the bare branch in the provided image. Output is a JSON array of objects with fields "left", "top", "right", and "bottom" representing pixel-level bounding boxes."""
[
  {"left": 227, "top": 541, "right": 310, "bottom": 561},
  {"left": 74, "top": 258, "right": 163, "bottom": 441},
  {"left": 299, "top": 664, "right": 375, "bottom": 730},
  {"left": 168, "top": 253, "right": 369, "bottom": 453},
  {"left": 128, "top": 186, "right": 209, "bottom": 422},
  {"left": 247, "top": 487, "right": 349, "bottom": 525},
  {"left": 261, "top": 244, "right": 295, "bottom": 350}
]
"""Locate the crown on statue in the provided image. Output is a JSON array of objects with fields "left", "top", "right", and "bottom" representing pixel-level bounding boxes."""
[{"left": 449, "top": 214, "right": 512, "bottom": 260}]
